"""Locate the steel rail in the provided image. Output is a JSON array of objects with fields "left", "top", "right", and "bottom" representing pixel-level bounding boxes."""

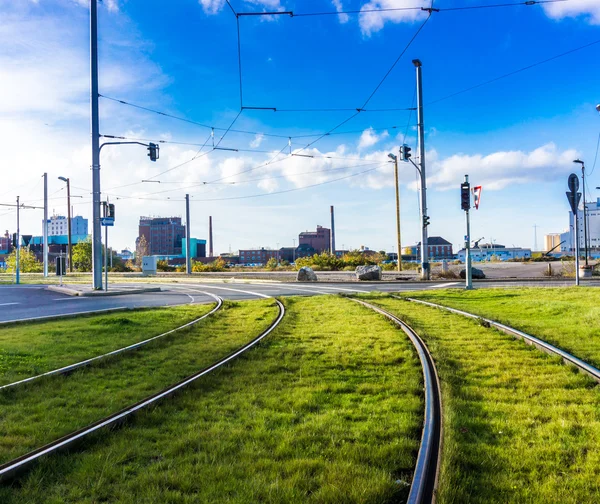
[
  {"left": 0, "top": 298, "right": 284, "bottom": 483},
  {"left": 0, "top": 292, "right": 223, "bottom": 391},
  {"left": 405, "top": 297, "right": 600, "bottom": 383},
  {"left": 352, "top": 299, "right": 442, "bottom": 504}
]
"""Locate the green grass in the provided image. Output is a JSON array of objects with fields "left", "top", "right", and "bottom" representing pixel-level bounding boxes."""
[
  {"left": 1, "top": 296, "right": 424, "bottom": 504},
  {"left": 0, "top": 303, "right": 215, "bottom": 385},
  {"left": 0, "top": 299, "right": 277, "bottom": 466},
  {"left": 401, "top": 287, "right": 600, "bottom": 370},
  {"left": 365, "top": 295, "right": 600, "bottom": 503}
]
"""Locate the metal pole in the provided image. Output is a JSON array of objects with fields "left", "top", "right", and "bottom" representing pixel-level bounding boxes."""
[
  {"left": 104, "top": 214, "right": 108, "bottom": 291},
  {"left": 16, "top": 196, "right": 20, "bottom": 285},
  {"left": 414, "top": 59, "right": 429, "bottom": 280},
  {"left": 575, "top": 209, "right": 580, "bottom": 286},
  {"left": 91, "top": 0, "right": 102, "bottom": 290},
  {"left": 330, "top": 205, "right": 336, "bottom": 255},
  {"left": 582, "top": 165, "right": 588, "bottom": 266},
  {"left": 43, "top": 173, "right": 48, "bottom": 277},
  {"left": 185, "top": 194, "right": 191, "bottom": 275},
  {"left": 465, "top": 175, "right": 472, "bottom": 290},
  {"left": 393, "top": 156, "right": 402, "bottom": 271},
  {"left": 66, "top": 178, "right": 72, "bottom": 273}
]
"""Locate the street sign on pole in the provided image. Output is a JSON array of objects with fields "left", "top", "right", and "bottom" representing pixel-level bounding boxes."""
[
  {"left": 100, "top": 217, "right": 114, "bottom": 226},
  {"left": 566, "top": 191, "right": 582, "bottom": 214},
  {"left": 568, "top": 173, "right": 579, "bottom": 194},
  {"left": 566, "top": 173, "right": 581, "bottom": 286}
]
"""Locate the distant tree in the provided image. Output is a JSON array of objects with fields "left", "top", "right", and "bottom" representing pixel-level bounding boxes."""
[
  {"left": 136, "top": 235, "right": 149, "bottom": 268},
  {"left": 5, "top": 248, "right": 43, "bottom": 273},
  {"left": 72, "top": 238, "right": 92, "bottom": 272}
]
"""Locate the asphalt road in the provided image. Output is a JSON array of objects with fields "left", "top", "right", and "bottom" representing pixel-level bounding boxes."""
[{"left": 0, "top": 278, "right": 591, "bottom": 323}]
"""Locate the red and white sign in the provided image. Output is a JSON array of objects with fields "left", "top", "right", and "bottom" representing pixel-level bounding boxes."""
[{"left": 472, "top": 186, "right": 482, "bottom": 209}]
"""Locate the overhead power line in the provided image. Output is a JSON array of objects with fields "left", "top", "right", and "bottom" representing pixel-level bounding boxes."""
[{"left": 428, "top": 37, "right": 600, "bottom": 105}]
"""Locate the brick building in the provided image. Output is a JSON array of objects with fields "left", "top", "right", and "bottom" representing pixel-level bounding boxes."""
[
  {"left": 138, "top": 216, "right": 186, "bottom": 256},
  {"left": 299, "top": 225, "right": 331, "bottom": 254},
  {"left": 238, "top": 248, "right": 279, "bottom": 265},
  {"left": 412, "top": 236, "right": 454, "bottom": 259}
]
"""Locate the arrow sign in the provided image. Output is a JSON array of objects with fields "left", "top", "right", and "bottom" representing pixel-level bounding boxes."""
[
  {"left": 568, "top": 173, "right": 579, "bottom": 193},
  {"left": 566, "top": 191, "right": 581, "bottom": 214}
]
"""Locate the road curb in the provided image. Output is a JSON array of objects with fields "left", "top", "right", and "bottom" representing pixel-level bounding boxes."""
[{"left": 47, "top": 285, "right": 162, "bottom": 297}]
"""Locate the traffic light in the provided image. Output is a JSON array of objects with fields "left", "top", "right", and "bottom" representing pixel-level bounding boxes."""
[
  {"left": 147, "top": 143, "right": 159, "bottom": 162},
  {"left": 423, "top": 215, "right": 430, "bottom": 228},
  {"left": 108, "top": 204, "right": 115, "bottom": 219},
  {"left": 12, "top": 233, "right": 17, "bottom": 247},
  {"left": 399, "top": 144, "right": 412, "bottom": 162},
  {"left": 461, "top": 182, "right": 470, "bottom": 211}
]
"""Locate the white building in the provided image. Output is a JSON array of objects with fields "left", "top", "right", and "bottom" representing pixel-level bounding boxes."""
[
  {"left": 457, "top": 243, "right": 531, "bottom": 262},
  {"left": 560, "top": 198, "right": 600, "bottom": 255},
  {"left": 45, "top": 215, "right": 88, "bottom": 237}
]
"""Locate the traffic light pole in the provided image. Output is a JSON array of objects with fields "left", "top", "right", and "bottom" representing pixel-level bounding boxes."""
[
  {"left": 16, "top": 196, "right": 20, "bottom": 285},
  {"left": 464, "top": 175, "right": 473, "bottom": 290},
  {"left": 103, "top": 201, "right": 109, "bottom": 292},
  {"left": 43, "top": 173, "right": 48, "bottom": 277},
  {"left": 91, "top": 0, "right": 102, "bottom": 290},
  {"left": 414, "top": 59, "right": 429, "bottom": 280},
  {"left": 185, "top": 194, "right": 191, "bottom": 275}
]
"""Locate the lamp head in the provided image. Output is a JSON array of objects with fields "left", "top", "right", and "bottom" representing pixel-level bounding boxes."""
[
  {"left": 388, "top": 153, "right": 397, "bottom": 161},
  {"left": 573, "top": 159, "right": 584, "bottom": 166},
  {"left": 596, "top": 104, "right": 600, "bottom": 113},
  {"left": 412, "top": 59, "right": 422, "bottom": 68},
  {"left": 58, "top": 176, "right": 68, "bottom": 182}
]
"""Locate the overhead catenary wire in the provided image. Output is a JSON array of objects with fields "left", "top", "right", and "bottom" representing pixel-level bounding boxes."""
[{"left": 587, "top": 132, "right": 600, "bottom": 177}]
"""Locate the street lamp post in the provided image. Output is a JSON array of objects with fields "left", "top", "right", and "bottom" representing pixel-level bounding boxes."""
[
  {"left": 58, "top": 176, "right": 72, "bottom": 272},
  {"left": 388, "top": 153, "right": 402, "bottom": 271}
]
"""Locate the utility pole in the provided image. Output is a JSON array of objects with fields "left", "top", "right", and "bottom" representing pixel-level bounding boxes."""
[
  {"left": 16, "top": 196, "right": 20, "bottom": 285},
  {"left": 103, "top": 201, "right": 109, "bottom": 291},
  {"left": 574, "top": 160, "right": 588, "bottom": 266},
  {"left": 185, "top": 194, "right": 191, "bottom": 275},
  {"left": 388, "top": 153, "right": 402, "bottom": 271},
  {"left": 59, "top": 177, "right": 72, "bottom": 272},
  {"left": 43, "top": 173, "right": 48, "bottom": 277},
  {"left": 91, "top": 0, "right": 102, "bottom": 290},
  {"left": 413, "top": 59, "right": 429, "bottom": 280},
  {"left": 533, "top": 224, "right": 538, "bottom": 252}
]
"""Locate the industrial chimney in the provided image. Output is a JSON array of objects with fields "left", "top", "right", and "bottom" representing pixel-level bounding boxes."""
[
  {"left": 209, "top": 216, "right": 213, "bottom": 258},
  {"left": 330, "top": 205, "right": 336, "bottom": 255}
]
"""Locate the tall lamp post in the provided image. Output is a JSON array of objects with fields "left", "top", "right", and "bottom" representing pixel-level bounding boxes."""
[
  {"left": 388, "top": 153, "right": 402, "bottom": 271},
  {"left": 58, "top": 176, "right": 72, "bottom": 272}
]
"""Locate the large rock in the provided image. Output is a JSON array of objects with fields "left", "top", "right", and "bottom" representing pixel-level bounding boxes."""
[
  {"left": 297, "top": 267, "right": 318, "bottom": 282},
  {"left": 459, "top": 267, "right": 485, "bottom": 279},
  {"left": 355, "top": 265, "right": 382, "bottom": 281}
]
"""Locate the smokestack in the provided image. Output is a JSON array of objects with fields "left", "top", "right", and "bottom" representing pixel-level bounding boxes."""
[
  {"left": 330, "top": 205, "right": 335, "bottom": 255},
  {"left": 209, "top": 216, "right": 213, "bottom": 257}
]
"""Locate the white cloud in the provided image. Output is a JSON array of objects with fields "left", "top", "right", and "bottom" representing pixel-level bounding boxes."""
[
  {"left": 332, "top": 0, "right": 350, "bottom": 24},
  {"left": 359, "top": 0, "right": 429, "bottom": 36},
  {"left": 427, "top": 143, "right": 580, "bottom": 191},
  {"left": 250, "top": 134, "right": 265, "bottom": 148},
  {"left": 199, "top": 0, "right": 283, "bottom": 14},
  {"left": 358, "top": 127, "right": 389, "bottom": 149},
  {"left": 543, "top": 0, "right": 600, "bottom": 24}
]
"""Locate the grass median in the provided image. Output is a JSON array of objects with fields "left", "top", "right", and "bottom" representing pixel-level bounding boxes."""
[
  {"left": 401, "top": 287, "right": 600, "bottom": 369},
  {"left": 0, "top": 303, "right": 216, "bottom": 386},
  {"left": 0, "top": 299, "right": 277, "bottom": 466},
  {"left": 365, "top": 294, "right": 600, "bottom": 503},
  {"left": 2, "top": 295, "right": 424, "bottom": 504}
]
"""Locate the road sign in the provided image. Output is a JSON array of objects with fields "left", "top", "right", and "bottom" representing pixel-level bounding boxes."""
[
  {"left": 568, "top": 173, "right": 579, "bottom": 193},
  {"left": 100, "top": 217, "right": 114, "bottom": 227},
  {"left": 472, "top": 186, "right": 482, "bottom": 209},
  {"left": 566, "top": 191, "right": 581, "bottom": 214}
]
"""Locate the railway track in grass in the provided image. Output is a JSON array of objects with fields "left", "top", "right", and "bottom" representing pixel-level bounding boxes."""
[
  {"left": 353, "top": 299, "right": 442, "bottom": 504},
  {"left": 405, "top": 297, "right": 600, "bottom": 384},
  {"left": 0, "top": 291, "right": 224, "bottom": 391},
  {"left": 0, "top": 297, "right": 285, "bottom": 482}
]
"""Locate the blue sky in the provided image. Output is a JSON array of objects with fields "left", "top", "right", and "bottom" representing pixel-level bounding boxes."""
[{"left": 1, "top": 0, "right": 599, "bottom": 254}]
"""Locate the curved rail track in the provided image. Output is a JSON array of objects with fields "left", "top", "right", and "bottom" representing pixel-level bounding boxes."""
[
  {"left": 0, "top": 297, "right": 285, "bottom": 483},
  {"left": 405, "top": 297, "right": 600, "bottom": 383},
  {"left": 352, "top": 299, "right": 442, "bottom": 504},
  {"left": 0, "top": 291, "right": 224, "bottom": 391}
]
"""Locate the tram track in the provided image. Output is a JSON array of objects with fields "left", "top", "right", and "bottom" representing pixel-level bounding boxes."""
[
  {"left": 0, "top": 291, "right": 224, "bottom": 391},
  {"left": 404, "top": 297, "right": 600, "bottom": 384},
  {"left": 352, "top": 299, "right": 442, "bottom": 504},
  {"left": 0, "top": 297, "right": 285, "bottom": 483}
]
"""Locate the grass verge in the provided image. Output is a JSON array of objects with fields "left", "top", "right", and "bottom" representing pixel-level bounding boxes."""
[
  {"left": 401, "top": 287, "right": 600, "bottom": 370},
  {"left": 0, "top": 303, "right": 215, "bottom": 386},
  {"left": 0, "top": 299, "right": 277, "bottom": 465},
  {"left": 365, "top": 295, "right": 600, "bottom": 503},
  {"left": 1, "top": 295, "right": 424, "bottom": 504}
]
